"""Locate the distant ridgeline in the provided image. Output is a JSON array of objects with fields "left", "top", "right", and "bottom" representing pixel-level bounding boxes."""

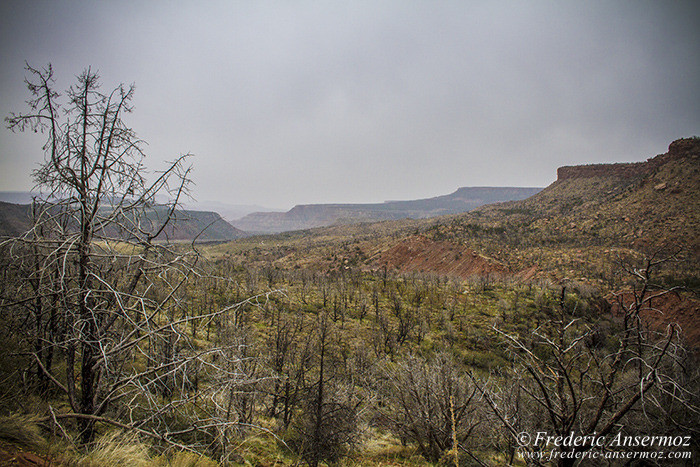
[
  {"left": 232, "top": 186, "right": 544, "bottom": 233},
  {"left": 0, "top": 202, "right": 245, "bottom": 242},
  {"left": 557, "top": 138, "right": 700, "bottom": 181}
]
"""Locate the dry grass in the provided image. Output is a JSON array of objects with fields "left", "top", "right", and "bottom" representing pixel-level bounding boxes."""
[
  {"left": 0, "top": 414, "right": 46, "bottom": 450},
  {"left": 69, "top": 431, "right": 218, "bottom": 466},
  {"left": 72, "top": 431, "right": 152, "bottom": 467}
]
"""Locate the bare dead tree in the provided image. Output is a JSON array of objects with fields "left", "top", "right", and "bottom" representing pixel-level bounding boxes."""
[
  {"left": 290, "top": 313, "right": 361, "bottom": 467},
  {"left": 378, "top": 352, "right": 483, "bottom": 463},
  {"left": 1, "top": 64, "right": 267, "bottom": 450},
  {"left": 473, "top": 256, "right": 699, "bottom": 466}
]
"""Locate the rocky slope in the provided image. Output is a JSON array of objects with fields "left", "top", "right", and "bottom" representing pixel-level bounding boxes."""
[
  {"left": 369, "top": 234, "right": 509, "bottom": 280},
  {"left": 479, "top": 138, "right": 699, "bottom": 254}
]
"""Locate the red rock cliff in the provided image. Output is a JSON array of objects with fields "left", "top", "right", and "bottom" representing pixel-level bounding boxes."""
[{"left": 557, "top": 137, "right": 700, "bottom": 181}]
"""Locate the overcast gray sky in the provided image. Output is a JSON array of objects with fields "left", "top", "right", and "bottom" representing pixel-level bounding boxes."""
[{"left": 1, "top": 1, "right": 698, "bottom": 210}]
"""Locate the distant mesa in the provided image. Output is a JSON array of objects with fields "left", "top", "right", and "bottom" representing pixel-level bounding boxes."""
[{"left": 232, "top": 186, "right": 544, "bottom": 234}]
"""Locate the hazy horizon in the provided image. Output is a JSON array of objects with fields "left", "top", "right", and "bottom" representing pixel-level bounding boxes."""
[
  {"left": 1, "top": 1, "right": 698, "bottom": 210},
  {"left": 0, "top": 184, "right": 546, "bottom": 216}
]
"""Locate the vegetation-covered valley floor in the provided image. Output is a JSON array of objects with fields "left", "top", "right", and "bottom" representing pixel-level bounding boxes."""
[{"left": 2, "top": 242, "right": 699, "bottom": 465}]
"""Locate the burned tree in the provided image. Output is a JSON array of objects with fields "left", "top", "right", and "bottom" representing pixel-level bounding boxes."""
[
  {"left": 289, "top": 313, "right": 360, "bottom": 466},
  {"left": 474, "top": 255, "right": 699, "bottom": 466},
  {"left": 379, "top": 353, "right": 483, "bottom": 463},
  {"left": 1, "top": 64, "right": 259, "bottom": 448}
]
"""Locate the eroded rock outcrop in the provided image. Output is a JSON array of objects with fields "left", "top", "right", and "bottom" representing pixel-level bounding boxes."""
[{"left": 557, "top": 137, "right": 700, "bottom": 181}]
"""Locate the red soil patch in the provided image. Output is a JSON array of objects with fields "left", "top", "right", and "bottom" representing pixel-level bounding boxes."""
[
  {"left": 609, "top": 291, "right": 700, "bottom": 349},
  {"left": 371, "top": 235, "right": 508, "bottom": 279},
  {"left": 515, "top": 265, "right": 539, "bottom": 282},
  {"left": 0, "top": 444, "right": 59, "bottom": 466}
]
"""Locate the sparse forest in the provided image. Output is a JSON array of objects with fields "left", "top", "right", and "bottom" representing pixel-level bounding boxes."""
[{"left": 1, "top": 66, "right": 699, "bottom": 466}]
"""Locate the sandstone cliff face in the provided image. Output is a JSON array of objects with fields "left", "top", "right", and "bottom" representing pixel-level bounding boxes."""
[
  {"left": 557, "top": 137, "right": 700, "bottom": 181},
  {"left": 557, "top": 162, "right": 648, "bottom": 180}
]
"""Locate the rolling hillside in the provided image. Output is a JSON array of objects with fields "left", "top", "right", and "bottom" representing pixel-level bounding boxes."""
[
  {"left": 0, "top": 202, "right": 247, "bottom": 242},
  {"left": 140, "top": 206, "right": 248, "bottom": 242},
  {"left": 435, "top": 137, "right": 700, "bottom": 256},
  {"left": 0, "top": 202, "right": 33, "bottom": 237}
]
